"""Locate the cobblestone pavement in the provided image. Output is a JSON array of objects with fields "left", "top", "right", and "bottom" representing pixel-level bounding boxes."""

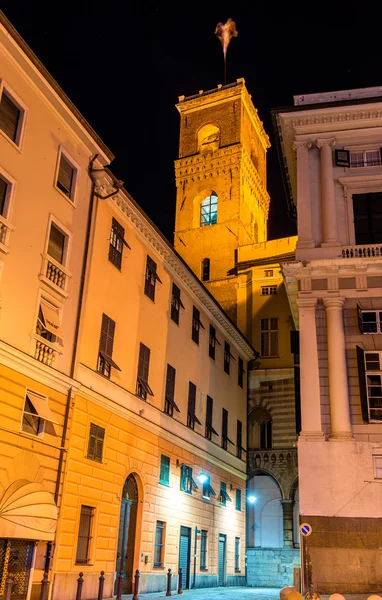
[{"left": 121, "top": 587, "right": 280, "bottom": 600}]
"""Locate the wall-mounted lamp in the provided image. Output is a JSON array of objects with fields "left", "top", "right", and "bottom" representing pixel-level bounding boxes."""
[
  {"left": 197, "top": 473, "right": 208, "bottom": 484},
  {"left": 247, "top": 494, "right": 257, "bottom": 504}
]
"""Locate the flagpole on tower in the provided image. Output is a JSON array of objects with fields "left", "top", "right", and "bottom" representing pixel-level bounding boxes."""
[{"left": 215, "top": 18, "right": 238, "bottom": 86}]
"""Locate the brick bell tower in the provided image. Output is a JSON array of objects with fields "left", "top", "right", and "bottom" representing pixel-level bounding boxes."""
[{"left": 174, "top": 78, "right": 271, "bottom": 287}]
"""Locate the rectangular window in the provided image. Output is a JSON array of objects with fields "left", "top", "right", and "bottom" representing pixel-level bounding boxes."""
[
  {"left": 109, "top": 218, "right": 130, "bottom": 269},
  {"left": 236, "top": 420, "right": 245, "bottom": 459},
  {"left": 48, "top": 222, "right": 66, "bottom": 265},
  {"left": 202, "top": 475, "right": 216, "bottom": 500},
  {"left": 205, "top": 395, "right": 218, "bottom": 440},
  {"left": 97, "top": 314, "right": 121, "bottom": 378},
  {"left": 136, "top": 342, "right": 154, "bottom": 400},
  {"left": 0, "top": 88, "right": 21, "bottom": 144},
  {"left": 201, "top": 258, "right": 210, "bottom": 281},
  {"left": 87, "top": 423, "right": 105, "bottom": 462},
  {"left": 235, "top": 537, "right": 240, "bottom": 571},
  {"left": 220, "top": 481, "right": 232, "bottom": 506},
  {"left": 0, "top": 175, "right": 8, "bottom": 217},
  {"left": 224, "top": 341, "right": 230, "bottom": 374},
  {"left": 164, "top": 364, "right": 180, "bottom": 416},
  {"left": 261, "top": 318, "right": 278, "bottom": 357},
  {"left": 353, "top": 192, "right": 382, "bottom": 245},
  {"left": 36, "top": 299, "right": 63, "bottom": 345},
  {"left": 374, "top": 456, "right": 382, "bottom": 479},
  {"left": 221, "top": 408, "right": 233, "bottom": 450},
  {"left": 187, "top": 382, "right": 201, "bottom": 429},
  {"left": 171, "top": 283, "right": 184, "bottom": 325},
  {"left": 358, "top": 308, "right": 382, "bottom": 334},
  {"left": 236, "top": 489, "right": 242, "bottom": 511},
  {"left": 144, "top": 255, "right": 162, "bottom": 301},
  {"left": 76, "top": 505, "right": 94, "bottom": 564},
  {"left": 350, "top": 150, "right": 382, "bottom": 168},
  {"left": 238, "top": 357, "right": 245, "bottom": 388},
  {"left": 208, "top": 324, "right": 220, "bottom": 360},
  {"left": 264, "top": 269, "right": 273, "bottom": 277},
  {"left": 21, "top": 390, "right": 57, "bottom": 437},
  {"left": 261, "top": 285, "right": 277, "bottom": 296},
  {"left": 180, "top": 464, "right": 198, "bottom": 494},
  {"left": 200, "top": 530, "right": 207, "bottom": 570},
  {"left": 159, "top": 455, "right": 170, "bottom": 486},
  {"left": 56, "top": 152, "right": 76, "bottom": 200},
  {"left": 154, "top": 521, "right": 165, "bottom": 567},
  {"left": 192, "top": 306, "right": 204, "bottom": 344}
]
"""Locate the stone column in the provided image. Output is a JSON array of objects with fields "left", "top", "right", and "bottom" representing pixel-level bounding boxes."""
[
  {"left": 280, "top": 500, "right": 294, "bottom": 547},
  {"left": 316, "top": 137, "right": 340, "bottom": 247},
  {"left": 293, "top": 140, "right": 314, "bottom": 249},
  {"left": 296, "top": 298, "right": 325, "bottom": 440},
  {"left": 323, "top": 298, "right": 353, "bottom": 440}
]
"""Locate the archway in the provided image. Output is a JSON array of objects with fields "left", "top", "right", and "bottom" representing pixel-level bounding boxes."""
[{"left": 115, "top": 474, "right": 139, "bottom": 594}]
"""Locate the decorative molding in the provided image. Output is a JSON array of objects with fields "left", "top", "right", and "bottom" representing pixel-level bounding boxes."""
[
  {"left": 293, "top": 140, "right": 312, "bottom": 151},
  {"left": 316, "top": 137, "right": 336, "bottom": 149}
]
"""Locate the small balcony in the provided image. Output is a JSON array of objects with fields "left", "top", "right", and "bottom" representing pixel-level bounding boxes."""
[
  {"left": 0, "top": 215, "right": 15, "bottom": 253},
  {"left": 342, "top": 244, "right": 382, "bottom": 259},
  {"left": 39, "top": 254, "right": 70, "bottom": 297},
  {"left": 34, "top": 337, "right": 60, "bottom": 367}
]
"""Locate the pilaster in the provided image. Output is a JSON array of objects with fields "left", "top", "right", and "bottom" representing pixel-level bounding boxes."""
[
  {"left": 293, "top": 140, "right": 315, "bottom": 249},
  {"left": 316, "top": 137, "right": 340, "bottom": 247}
]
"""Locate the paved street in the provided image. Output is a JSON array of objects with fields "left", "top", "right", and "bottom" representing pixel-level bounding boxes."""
[{"left": 121, "top": 588, "right": 280, "bottom": 600}]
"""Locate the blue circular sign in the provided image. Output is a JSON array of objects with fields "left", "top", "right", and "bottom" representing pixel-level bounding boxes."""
[{"left": 299, "top": 523, "right": 312, "bottom": 536}]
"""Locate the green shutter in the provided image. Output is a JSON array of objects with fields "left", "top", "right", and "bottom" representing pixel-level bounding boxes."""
[
  {"left": 160, "top": 455, "right": 170, "bottom": 485},
  {"left": 356, "top": 345, "right": 369, "bottom": 423},
  {"left": 236, "top": 489, "right": 241, "bottom": 511}
]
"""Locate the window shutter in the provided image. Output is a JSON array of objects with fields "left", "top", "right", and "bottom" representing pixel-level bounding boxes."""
[
  {"left": 99, "top": 314, "right": 109, "bottom": 354},
  {"left": 206, "top": 396, "right": 213, "bottom": 427},
  {"left": 357, "top": 304, "right": 364, "bottom": 334},
  {"left": 160, "top": 455, "right": 170, "bottom": 484},
  {"left": 138, "top": 343, "right": 150, "bottom": 381},
  {"left": 237, "top": 420, "right": 242, "bottom": 450},
  {"left": 95, "top": 426, "right": 105, "bottom": 462},
  {"left": 48, "top": 224, "right": 65, "bottom": 264},
  {"left": 222, "top": 408, "right": 228, "bottom": 439},
  {"left": 0, "top": 92, "right": 20, "bottom": 142},
  {"left": 188, "top": 382, "right": 196, "bottom": 416},
  {"left": 356, "top": 345, "right": 369, "bottom": 423},
  {"left": 87, "top": 423, "right": 97, "bottom": 458},
  {"left": 105, "top": 318, "right": 115, "bottom": 358},
  {"left": 335, "top": 149, "right": 350, "bottom": 167},
  {"left": 0, "top": 176, "right": 7, "bottom": 216},
  {"left": 165, "top": 364, "right": 176, "bottom": 400},
  {"left": 58, "top": 155, "right": 74, "bottom": 196}
]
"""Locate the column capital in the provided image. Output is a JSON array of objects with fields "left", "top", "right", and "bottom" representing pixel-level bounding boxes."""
[
  {"left": 323, "top": 297, "right": 345, "bottom": 310},
  {"left": 293, "top": 139, "right": 312, "bottom": 151},
  {"left": 296, "top": 297, "right": 318, "bottom": 309},
  {"left": 316, "top": 137, "right": 336, "bottom": 149}
]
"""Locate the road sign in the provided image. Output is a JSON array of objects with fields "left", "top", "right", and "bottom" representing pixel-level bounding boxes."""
[{"left": 299, "top": 523, "right": 312, "bottom": 537}]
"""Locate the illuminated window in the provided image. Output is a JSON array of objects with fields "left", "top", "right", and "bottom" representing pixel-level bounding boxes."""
[{"left": 200, "top": 193, "right": 218, "bottom": 226}]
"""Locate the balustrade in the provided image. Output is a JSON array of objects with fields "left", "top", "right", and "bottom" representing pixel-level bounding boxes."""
[
  {"left": 35, "top": 339, "right": 57, "bottom": 367},
  {"left": 342, "top": 245, "right": 382, "bottom": 258},
  {"left": 46, "top": 260, "right": 66, "bottom": 289}
]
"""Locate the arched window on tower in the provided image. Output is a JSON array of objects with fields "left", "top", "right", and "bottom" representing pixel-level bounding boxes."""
[
  {"left": 249, "top": 406, "right": 272, "bottom": 450},
  {"left": 201, "top": 258, "right": 210, "bottom": 281},
  {"left": 200, "top": 193, "right": 218, "bottom": 227}
]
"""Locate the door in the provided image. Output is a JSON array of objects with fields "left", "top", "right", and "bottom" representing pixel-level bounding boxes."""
[
  {"left": 179, "top": 526, "right": 191, "bottom": 590},
  {"left": 115, "top": 474, "right": 138, "bottom": 594},
  {"left": 218, "top": 534, "right": 226, "bottom": 586},
  {"left": 0, "top": 539, "right": 34, "bottom": 600}
]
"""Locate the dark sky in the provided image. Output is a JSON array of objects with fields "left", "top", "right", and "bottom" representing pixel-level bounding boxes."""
[{"left": 2, "top": 1, "right": 382, "bottom": 242}]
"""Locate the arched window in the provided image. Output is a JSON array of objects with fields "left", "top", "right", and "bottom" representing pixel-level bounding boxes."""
[
  {"left": 200, "top": 193, "right": 218, "bottom": 227},
  {"left": 249, "top": 406, "right": 272, "bottom": 449},
  {"left": 201, "top": 258, "right": 210, "bottom": 281},
  {"left": 198, "top": 124, "right": 220, "bottom": 154}
]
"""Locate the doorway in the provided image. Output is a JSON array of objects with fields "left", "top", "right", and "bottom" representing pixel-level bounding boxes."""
[
  {"left": 115, "top": 474, "right": 138, "bottom": 594},
  {"left": 178, "top": 526, "right": 191, "bottom": 590},
  {"left": 218, "top": 533, "right": 226, "bottom": 586},
  {"left": 0, "top": 538, "right": 35, "bottom": 600}
]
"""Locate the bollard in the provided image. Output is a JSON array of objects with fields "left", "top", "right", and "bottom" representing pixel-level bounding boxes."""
[
  {"left": 39, "top": 571, "right": 50, "bottom": 600},
  {"left": 97, "top": 570, "right": 105, "bottom": 600},
  {"left": 177, "top": 568, "right": 183, "bottom": 595},
  {"left": 75, "top": 572, "right": 84, "bottom": 600},
  {"left": 166, "top": 568, "right": 172, "bottom": 596},
  {"left": 4, "top": 574, "right": 14, "bottom": 600},
  {"left": 115, "top": 571, "right": 123, "bottom": 600},
  {"left": 132, "top": 569, "right": 140, "bottom": 600}
]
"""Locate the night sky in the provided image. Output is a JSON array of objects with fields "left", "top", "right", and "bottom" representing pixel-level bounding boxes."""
[{"left": 3, "top": 2, "right": 382, "bottom": 242}]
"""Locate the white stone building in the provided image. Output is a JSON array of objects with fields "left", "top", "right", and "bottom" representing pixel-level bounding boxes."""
[{"left": 273, "top": 86, "right": 382, "bottom": 594}]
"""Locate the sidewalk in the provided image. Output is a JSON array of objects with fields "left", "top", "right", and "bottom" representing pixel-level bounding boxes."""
[{"left": 120, "top": 587, "right": 280, "bottom": 600}]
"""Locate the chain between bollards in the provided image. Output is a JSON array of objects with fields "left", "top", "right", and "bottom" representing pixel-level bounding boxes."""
[
  {"left": 75, "top": 572, "right": 84, "bottom": 600},
  {"left": 132, "top": 569, "right": 140, "bottom": 600},
  {"left": 39, "top": 571, "right": 50, "bottom": 600},
  {"left": 97, "top": 570, "right": 105, "bottom": 600},
  {"left": 166, "top": 568, "right": 172, "bottom": 596},
  {"left": 4, "top": 574, "right": 14, "bottom": 600},
  {"left": 178, "top": 568, "right": 183, "bottom": 595},
  {"left": 115, "top": 571, "right": 123, "bottom": 600}
]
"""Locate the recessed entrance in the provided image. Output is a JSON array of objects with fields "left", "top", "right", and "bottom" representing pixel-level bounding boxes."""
[
  {"left": 115, "top": 474, "right": 139, "bottom": 594},
  {"left": 0, "top": 539, "right": 35, "bottom": 600}
]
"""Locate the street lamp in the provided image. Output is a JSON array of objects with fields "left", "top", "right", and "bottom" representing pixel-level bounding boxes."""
[
  {"left": 247, "top": 494, "right": 256, "bottom": 504},
  {"left": 197, "top": 473, "right": 208, "bottom": 484}
]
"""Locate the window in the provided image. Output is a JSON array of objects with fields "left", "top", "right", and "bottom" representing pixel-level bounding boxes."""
[
  {"left": 350, "top": 150, "right": 381, "bottom": 168},
  {"left": 0, "top": 87, "right": 23, "bottom": 144},
  {"left": 238, "top": 357, "right": 245, "bottom": 388},
  {"left": 264, "top": 269, "right": 273, "bottom": 277},
  {"left": 87, "top": 423, "right": 105, "bottom": 462},
  {"left": 353, "top": 192, "right": 382, "bottom": 245},
  {"left": 222, "top": 408, "right": 233, "bottom": 450},
  {"left": 205, "top": 395, "right": 218, "bottom": 440},
  {"left": 249, "top": 406, "right": 273, "bottom": 449},
  {"left": 235, "top": 538, "right": 240, "bottom": 572},
  {"left": 136, "top": 343, "right": 154, "bottom": 400},
  {"left": 164, "top": 364, "right": 180, "bottom": 417},
  {"left": 201, "top": 258, "right": 210, "bottom": 281},
  {"left": 180, "top": 464, "right": 198, "bottom": 494},
  {"left": 261, "top": 285, "right": 277, "bottom": 295},
  {"left": 260, "top": 420, "right": 273, "bottom": 449},
  {"left": 220, "top": 481, "right": 232, "bottom": 506},
  {"left": 154, "top": 521, "right": 165, "bottom": 567},
  {"left": 159, "top": 455, "right": 170, "bottom": 486},
  {"left": 171, "top": 283, "right": 184, "bottom": 325},
  {"left": 144, "top": 255, "right": 162, "bottom": 301},
  {"left": 56, "top": 152, "right": 76, "bottom": 200},
  {"left": 236, "top": 420, "right": 246, "bottom": 460},
  {"left": 36, "top": 299, "right": 63, "bottom": 345},
  {"left": 200, "top": 193, "right": 218, "bottom": 226},
  {"left": 260, "top": 318, "right": 278, "bottom": 357},
  {"left": 202, "top": 475, "right": 216, "bottom": 500},
  {"left": 236, "top": 489, "right": 242, "bottom": 511},
  {"left": 47, "top": 223, "right": 66, "bottom": 265},
  {"left": 97, "top": 314, "right": 121, "bottom": 378},
  {"left": 187, "top": 382, "right": 201, "bottom": 429},
  {"left": 109, "top": 218, "right": 130, "bottom": 269},
  {"left": 21, "top": 390, "right": 57, "bottom": 437},
  {"left": 224, "top": 342, "right": 235, "bottom": 374},
  {"left": 0, "top": 174, "right": 10, "bottom": 219},
  {"left": 374, "top": 456, "right": 382, "bottom": 479},
  {"left": 76, "top": 505, "right": 94, "bottom": 564},
  {"left": 357, "top": 306, "right": 382, "bottom": 334},
  {"left": 192, "top": 306, "right": 204, "bottom": 344},
  {"left": 357, "top": 347, "right": 382, "bottom": 422},
  {"left": 209, "top": 325, "right": 220, "bottom": 360},
  {"left": 200, "top": 531, "right": 208, "bottom": 569}
]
